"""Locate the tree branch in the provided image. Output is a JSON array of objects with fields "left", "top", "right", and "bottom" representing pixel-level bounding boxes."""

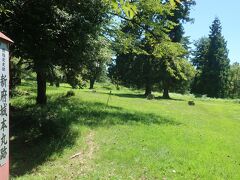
[{"left": 109, "top": 12, "right": 161, "bottom": 41}]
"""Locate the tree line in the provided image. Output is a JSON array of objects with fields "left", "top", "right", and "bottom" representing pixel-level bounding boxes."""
[{"left": 0, "top": 0, "right": 239, "bottom": 105}]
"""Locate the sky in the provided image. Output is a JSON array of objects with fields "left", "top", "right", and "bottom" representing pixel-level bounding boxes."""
[{"left": 184, "top": 0, "right": 240, "bottom": 63}]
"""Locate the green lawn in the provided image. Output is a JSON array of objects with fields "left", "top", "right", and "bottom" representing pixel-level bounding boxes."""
[{"left": 10, "top": 81, "right": 240, "bottom": 179}]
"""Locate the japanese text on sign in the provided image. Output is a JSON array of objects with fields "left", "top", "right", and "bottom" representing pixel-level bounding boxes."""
[{"left": 0, "top": 43, "right": 9, "bottom": 167}]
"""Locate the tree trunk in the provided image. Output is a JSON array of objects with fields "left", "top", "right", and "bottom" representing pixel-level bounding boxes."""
[
  {"left": 56, "top": 81, "right": 60, "bottom": 87},
  {"left": 36, "top": 71, "right": 47, "bottom": 105},
  {"left": 162, "top": 82, "right": 170, "bottom": 99},
  {"left": 163, "top": 88, "right": 170, "bottom": 99},
  {"left": 144, "top": 83, "right": 152, "bottom": 96},
  {"left": 116, "top": 83, "right": 120, "bottom": 90},
  {"left": 89, "top": 78, "right": 95, "bottom": 89}
]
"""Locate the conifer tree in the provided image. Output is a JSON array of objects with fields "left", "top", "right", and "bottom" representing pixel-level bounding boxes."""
[
  {"left": 192, "top": 18, "right": 230, "bottom": 98},
  {"left": 204, "top": 18, "right": 230, "bottom": 98}
]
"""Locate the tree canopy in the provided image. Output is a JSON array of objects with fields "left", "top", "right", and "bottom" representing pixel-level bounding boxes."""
[
  {"left": 192, "top": 18, "right": 230, "bottom": 98},
  {"left": 109, "top": 0, "right": 196, "bottom": 98},
  {"left": 1, "top": 0, "right": 238, "bottom": 104},
  {"left": 0, "top": 0, "right": 107, "bottom": 104}
]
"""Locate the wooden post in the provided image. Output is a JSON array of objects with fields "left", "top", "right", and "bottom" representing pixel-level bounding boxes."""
[{"left": 0, "top": 32, "right": 13, "bottom": 180}]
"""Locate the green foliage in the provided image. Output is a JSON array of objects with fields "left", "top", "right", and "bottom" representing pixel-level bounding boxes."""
[
  {"left": 109, "top": 0, "right": 195, "bottom": 97},
  {"left": 0, "top": 0, "right": 107, "bottom": 104},
  {"left": 0, "top": 3, "right": 12, "bottom": 15},
  {"left": 66, "top": 90, "right": 75, "bottom": 98},
  {"left": 160, "top": 0, "right": 196, "bottom": 97},
  {"left": 168, "top": 0, "right": 196, "bottom": 43},
  {"left": 228, "top": 62, "right": 240, "bottom": 98},
  {"left": 170, "top": 58, "right": 196, "bottom": 94},
  {"left": 191, "top": 37, "right": 210, "bottom": 94},
  {"left": 192, "top": 37, "right": 210, "bottom": 69},
  {"left": 104, "top": 0, "right": 138, "bottom": 19},
  {"left": 10, "top": 56, "right": 37, "bottom": 94},
  {"left": 83, "top": 35, "right": 113, "bottom": 89},
  {"left": 65, "top": 72, "right": 85, "bottom": 89},
  {"left": 47, "top": 66, "right": 64, "bottom": 87},
  {"left": 110, "top": 0, "right": 178, "bottom": 54},
  {"left": 192, "top": 18, "right": 230, "bottom": 98},
  {"left": 10, "top": 57, "right": 22, "bottom": 91}
]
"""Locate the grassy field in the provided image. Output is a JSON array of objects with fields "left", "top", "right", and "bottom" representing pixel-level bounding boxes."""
[{"left": 10, "top": 81, "right": 240, "bottom": 179}]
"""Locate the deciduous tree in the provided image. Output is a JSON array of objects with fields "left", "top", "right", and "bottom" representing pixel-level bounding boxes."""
[
  {"left": 0, "top": 0, "right": 107, "bottom": 104},
  {"left": 228, "top": 62, "right": 240, "bottom": 98}
]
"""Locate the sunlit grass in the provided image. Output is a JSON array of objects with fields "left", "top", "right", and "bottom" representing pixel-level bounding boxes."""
[{"left": 11, "top": 81, "right": 240, "bottom": 179}]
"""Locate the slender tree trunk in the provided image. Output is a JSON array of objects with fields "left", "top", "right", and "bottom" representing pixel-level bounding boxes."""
[
  {"left": 144, "top": 82, "right": 152, "bottom": 96},
  {"left": 144, "top": 59, "right": 152, "bottom": 96},
  {"left": 116, "top": 83, "right": 120, "bottom": 90},
  {"left": 162, "top": 81, "right": 170, "bottom": 99},
  {"left": 36, "top": 71, "right": 47, "bottom": 105},
  {"left": 163, "top": 88, "right": 170, "bottom": 99},
  {"left": 89, "top": 78, "right": 95, "bottom": 89}
]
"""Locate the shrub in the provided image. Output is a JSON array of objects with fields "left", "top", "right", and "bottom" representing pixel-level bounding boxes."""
[
  {"left": 188, "top": 101, "right": 195, "bottom": 106},
  {"left": 66, "top": 90, "right": 75, "bottom": 97}
]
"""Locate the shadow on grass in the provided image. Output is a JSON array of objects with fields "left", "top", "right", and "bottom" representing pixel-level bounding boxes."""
[
  {"left": 155, "top": 96, "right": 185, "bottom": 101},
  {"left": 114, "top": 93, "right": 146, "bottom": 99},
  {"left": 114, "top": 93, "right": 185, "bottom": 101},
  {"left": 10, "top": 95, "right": 180, "bottom": 177},
  {"left": 95, "top": 92, "right": 146, "bottom": 100}
]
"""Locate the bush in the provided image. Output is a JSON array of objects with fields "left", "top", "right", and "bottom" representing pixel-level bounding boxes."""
[
  {"left": 188, "top": 101, "right": 195, "bottom": 106},
  {"left": 66, "top": 90, "right": 75, "bottom": 97}
]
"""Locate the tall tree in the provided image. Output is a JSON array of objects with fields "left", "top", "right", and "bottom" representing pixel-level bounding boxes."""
[
  {"left": 84, "top": 35, "right": 113, "bottom": 89},
  {"left": 109, "top": 0, "right": 177, "bottom": 96},
  {"left": 156, "top": 43, "right": 195, "bottom": 98},
  {"left": 191, "top": 37, "right": 210, "bottom": 94},
  {"left": 0, "top": 0, "right": 106, "bottom": 104},
  {"left": 109, "top": 0, "right": 195, "bottom": 98},
  {"left": 192, "top": 18, "right": 230, "bottom": 98},
  {"left": 168, "top": 0, "right": 196, "bottom": 43},
  {"left": 161, "top": 0, "right": 195, "bottom": 98}
]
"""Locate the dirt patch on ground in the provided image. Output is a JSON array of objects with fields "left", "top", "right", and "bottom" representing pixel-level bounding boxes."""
[{"left": 68, "top": 131, "right": 97, "bottom": 178}]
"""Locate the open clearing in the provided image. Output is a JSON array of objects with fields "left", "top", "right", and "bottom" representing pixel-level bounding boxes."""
[{"left": 11, "top": 82, "right": 240, "bottom": 179}]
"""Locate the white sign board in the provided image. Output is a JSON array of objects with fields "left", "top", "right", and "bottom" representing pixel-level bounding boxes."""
[{"left": 0, "top": 41, "right": 9, "bottom": 167}]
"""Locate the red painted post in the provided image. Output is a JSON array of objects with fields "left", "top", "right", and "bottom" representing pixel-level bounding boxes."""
[{"left": 0, "top": 32, "right": 13, "bottom": 180}]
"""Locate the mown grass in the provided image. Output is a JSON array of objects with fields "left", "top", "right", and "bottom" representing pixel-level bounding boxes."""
[{"left": 10, "top": 81, "right": 240, "bottom": 179}]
